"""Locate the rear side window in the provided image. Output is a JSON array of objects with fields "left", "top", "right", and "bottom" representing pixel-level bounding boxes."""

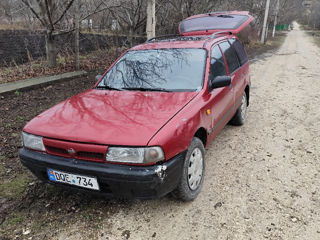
[
  {"left": 219, "top": 41, "right": 240, "bottom": 73},
  {"left": 229, "top": 38, "right": 248, "bottom": 65},
  {"left": 210, "top": 46, "right": 226, "bottom": 80}
]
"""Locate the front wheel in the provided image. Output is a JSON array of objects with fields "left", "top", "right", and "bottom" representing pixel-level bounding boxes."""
[
  {"left": 230, "top": 91, "right": 247, "bottom": 126},
  {"left": 172, "top": 137, "right": 205, "bottom": 201}
]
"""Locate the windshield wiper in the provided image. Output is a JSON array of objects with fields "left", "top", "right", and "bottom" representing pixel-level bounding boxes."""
[
  {"left": 122, "top": 87, "right": 172, "bottom": 92},
  {"left": 96, "top": 85, "right": 123, "bottom": 91}
]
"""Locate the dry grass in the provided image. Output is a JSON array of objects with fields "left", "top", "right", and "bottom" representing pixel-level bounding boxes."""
[
  {"left": 0, "top": 47, "right": 127, "bottom": 84},
  {"left": 0, "top": 23, "right": 27, "bottom": 30},
  {"left": 305, "top": 30, "right": 320, "bottom": 48}
]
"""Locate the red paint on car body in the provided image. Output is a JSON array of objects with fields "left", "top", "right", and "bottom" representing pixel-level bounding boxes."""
[
  {"left": 23, "top": 11, "right": 252, "bottom": 164},
  {"left": 24, "top": 90, "right": 198, "bottom": 147}
]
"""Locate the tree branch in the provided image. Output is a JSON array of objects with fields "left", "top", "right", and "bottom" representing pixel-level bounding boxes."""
[
  {"left": 80, "top": 5, "right": 120, "bottom": 22},
  {"left": 20, "top": 0, "right": 46, "bottom": 27},
  {"left": 53, "top": 0, "right": 75, "bottom": 25},
  {"left": 44, "top": 0, "right": 54, "bottom": 31}
]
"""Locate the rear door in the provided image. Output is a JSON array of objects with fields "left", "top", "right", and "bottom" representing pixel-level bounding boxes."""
[
  {"left": 179, "top": 11, "right": 254, "bottom": 36},
  {"left": 228, "top": 38, "right": 250, "bottom": 107},
  {"left": 219, "top": 40, "right": 241, "bottom": 109}
]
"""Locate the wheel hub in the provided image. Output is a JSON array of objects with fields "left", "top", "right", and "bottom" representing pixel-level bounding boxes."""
[
  {"left": 240, "top": 94, "right": 247, "bottom": 121},
  {"left": 187, "top": 147, "right": 203, "bottom": 190}
]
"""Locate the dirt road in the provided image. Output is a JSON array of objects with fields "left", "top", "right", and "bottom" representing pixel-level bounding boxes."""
[{"left": 51, "top": 23, "right": 320, "bottom": 240}]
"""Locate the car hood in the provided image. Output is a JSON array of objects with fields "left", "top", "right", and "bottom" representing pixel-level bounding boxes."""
[{"left": 24, "top": 89, "right": 198, "bottom": 146}]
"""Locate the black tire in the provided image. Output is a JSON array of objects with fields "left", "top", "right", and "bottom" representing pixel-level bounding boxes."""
[
  {"left": 172, "top": 137, "right": 205, "bottom": 201},
  {"left": 230, "top": 91, "right": 247, "bottom": 126}
]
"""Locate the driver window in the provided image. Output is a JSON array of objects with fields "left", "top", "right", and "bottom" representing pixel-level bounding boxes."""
[{"left": 210, "top": 45, "right": 227, "bottom": 82}]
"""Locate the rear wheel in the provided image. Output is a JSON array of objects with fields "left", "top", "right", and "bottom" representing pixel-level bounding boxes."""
[
  {"left": 230, "top": 91, "right": 247, "bottom": 126},
  {"left": 172, "top": 137, "right": 205, "bottom": 201}
]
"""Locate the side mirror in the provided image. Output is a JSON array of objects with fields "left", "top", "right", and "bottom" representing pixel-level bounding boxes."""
[
  {"left": 209, "top": 76, "right": 231, "bottom": 91},
  {"left": 95, "top": 74, "right": 102, "bottom": 82}
]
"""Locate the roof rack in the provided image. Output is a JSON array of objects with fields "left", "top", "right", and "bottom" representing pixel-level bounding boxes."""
[
  {"left": 146, "top": 34, "right": 181, "bottom": 43},
  {"left": 202, "top": 31, "right": 233, "bottom": 48},
  {"left": 145, "top": 31, "right": 233, "bottom": 46},
  {"left": 210, "top": 31, "right": 233, "bottom": 39},
  {"left": 145, "top": 34, "right": 206, "bottom": 43}
]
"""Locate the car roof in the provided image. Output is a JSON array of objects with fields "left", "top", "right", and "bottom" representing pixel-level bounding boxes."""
[{"left": 130, "top": 34, "right": 235, "bottom": 51}]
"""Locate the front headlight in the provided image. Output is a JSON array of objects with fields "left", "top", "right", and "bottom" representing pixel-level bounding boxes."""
[
  {"left": 106, "top": 146, "right": 165, "bottom": 164},
  {"left": 22, "top": 132, "right": 45, "bottom": 152}
]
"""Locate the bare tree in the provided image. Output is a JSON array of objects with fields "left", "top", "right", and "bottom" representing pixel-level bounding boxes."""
[
  {"left": 156, "top": 0, "right": 222, "bottom": 34},
  {"left": 70, "top": 0, "right": 120, "bottom": 69},
  {"left": 108, "top": 0, "right": 148, "bottom": 45},
  {"left": 21, "top": 0, "right": 75, "bottom": 67}
]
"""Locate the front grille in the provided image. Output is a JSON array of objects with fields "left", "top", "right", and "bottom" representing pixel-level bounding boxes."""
[
  {"left": 45, "top": 144, "right": 106, "bottom": 162},
  {"left": 46, "top": 146, "right": 68, "bottom": 155},
  {"left": 77, "top": 151, "right": 104, "bottom": 160}
]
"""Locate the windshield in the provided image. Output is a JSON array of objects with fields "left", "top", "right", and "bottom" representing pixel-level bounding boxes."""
[{"left": 98, "top": 49, "right": 206, "bottom": 92}]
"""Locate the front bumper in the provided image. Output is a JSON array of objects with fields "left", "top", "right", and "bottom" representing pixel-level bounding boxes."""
[{"left": 19, "top": 148, "right": 185, "bottom": 199}]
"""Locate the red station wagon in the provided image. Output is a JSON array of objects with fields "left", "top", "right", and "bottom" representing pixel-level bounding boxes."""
[{"left": 19, "top": 11, "right": 253, "bottom": 201}]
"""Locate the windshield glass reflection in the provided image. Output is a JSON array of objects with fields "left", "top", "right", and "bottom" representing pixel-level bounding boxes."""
[{"left": 98, "top": 49, "right": 206, "bottom": 92}]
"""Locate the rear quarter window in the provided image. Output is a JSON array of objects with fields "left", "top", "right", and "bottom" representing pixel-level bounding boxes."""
[
  {"left": 219, "top": 41, "right": 240, "bottom": 74},
  {"left": 229, "top": 38, "right": 248, "bottom": 65}
]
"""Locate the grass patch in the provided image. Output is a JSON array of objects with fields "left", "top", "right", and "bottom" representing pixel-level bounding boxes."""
[
  {"left": 0, "top": 174, "right": 31, "bottom": 199},
  {"left": 57, "top": 56, "right": 66, "bottom": 65},
  {"left": 0, "top": 156, "right": 6, "bottom": 175},
  {"left": 7, "top": 212, "right": 25, "bottom": 226},
  {"left": 245, "top": 32, "right": 287, "bottom": 60},
  {"left": 0, "top": 212, "right": 25, "bottom": 237},
  {"left": 0, "top": 163, "right": 5, "bottom": 175}
]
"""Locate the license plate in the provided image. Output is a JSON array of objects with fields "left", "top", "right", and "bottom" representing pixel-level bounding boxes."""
[{"left": 47, "top": 169, "right": 100, "bottom": 191}]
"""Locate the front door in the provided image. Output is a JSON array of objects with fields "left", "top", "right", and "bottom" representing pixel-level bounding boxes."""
[{"left": 206, "top": 44, "right": 234, "bottom": 143}]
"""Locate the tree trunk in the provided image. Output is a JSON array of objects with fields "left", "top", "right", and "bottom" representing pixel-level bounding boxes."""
[
  {"left": 272, "top": 0, "right": 280, "bottom": 38},
  {"left": 128, "top": 27, "right": 134, "bottom": 47},
  {"left": 261, "top": 0, "right": 271, "bottom": 44},
  {"left": 75, "top": 0, "right": 80, "bottom": 70},
  {"left": 45, "top": 32, "right": 57, "bottom": 68},
  {"left": 146, "top": 0, "right": 156, "bottom": 39}
]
